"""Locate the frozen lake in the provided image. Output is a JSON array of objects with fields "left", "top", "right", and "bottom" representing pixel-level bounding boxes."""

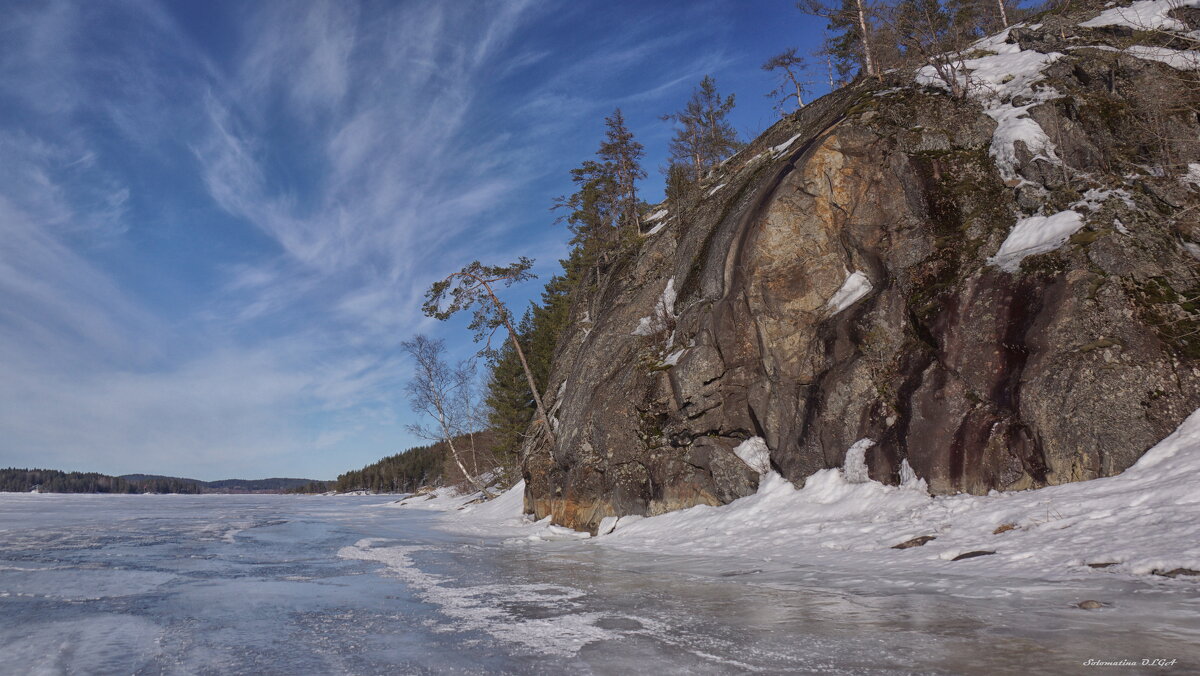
[{"left": 1, "top": 494, "right": 1197, "bottom": 674}]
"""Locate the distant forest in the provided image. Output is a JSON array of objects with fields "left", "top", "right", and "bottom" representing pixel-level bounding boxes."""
[
  {"left": 334, "top": 431, "right": 495, "bottom": 493},
  {"left": 0, "top": 468, "right": 326, "bottom": 494}
]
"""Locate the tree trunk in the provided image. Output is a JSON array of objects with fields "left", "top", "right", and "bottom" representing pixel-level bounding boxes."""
[
  {"left": 468, "top": 429, "right": 479, "bottom": 475},
  {"left": 432, "top": 391, "right": 486, "bottom": 494},
  {"left": 996, "top": 0, "right": 1009, "bottom": 29},
  {"left": 855, "top": 0, "right": 876, "bottom": 78},
  {"left": 480, "top": 281, "right": 559, "bottom": 451},
  {"left": 445, "top": 433, "right": 486, "bottom": 493}
]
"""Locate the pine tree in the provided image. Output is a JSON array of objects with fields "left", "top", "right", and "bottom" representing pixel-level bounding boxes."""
[
  {"left": 890, "top": 0, "right": 976, "bottom": 99},
  {"left": 802, "top": 0, "right": 879, "bottom": 81},
  {"left": 663, "top": 76, "right": 740, "bottom": 187},
  {"left": 945, "top": 0, "right": 1010, "bottom": 36},
  {"left": 555, "top": 159, "right": 618, "bottom": 287},
  {"left": 485, "top": 311, "right": 538, "bottom": 464},
  {"left": 554, "top": 109, "right": 646, "bottom": 288},
  {"left": 763, "top": 48, "right": 813, "bottom": 115},
  {"left": 423, "top": 258, "right": 556, "bottom": 449},
  {"left": 663, "top": 162, "right": 694, "bottom": 205}
]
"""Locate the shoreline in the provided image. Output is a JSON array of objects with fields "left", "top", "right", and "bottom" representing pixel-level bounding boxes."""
[{"left": 396, "top": 409, "right": 1200, "bottom": 590}]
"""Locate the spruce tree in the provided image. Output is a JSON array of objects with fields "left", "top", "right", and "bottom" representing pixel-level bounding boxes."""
[{"left": 597, "top": 108, "right": 647, "bottom": 233}]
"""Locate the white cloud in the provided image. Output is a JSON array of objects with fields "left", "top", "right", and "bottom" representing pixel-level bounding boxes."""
[{"left": 0, "top": 0, "right": 738, "bottom": 478}]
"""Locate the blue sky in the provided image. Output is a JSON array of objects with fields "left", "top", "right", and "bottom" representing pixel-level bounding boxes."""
[{"left": 0, "top": 0, "right": 828, "bottom": 480}]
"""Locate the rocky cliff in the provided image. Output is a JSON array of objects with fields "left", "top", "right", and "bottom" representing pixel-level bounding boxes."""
[{"left": 524, "top": 0, "right": 1200, "bottom": 532}]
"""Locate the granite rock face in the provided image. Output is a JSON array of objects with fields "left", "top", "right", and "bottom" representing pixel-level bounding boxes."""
[{"left": 524, "top": 3, "right": 1200, "bottom": 532}]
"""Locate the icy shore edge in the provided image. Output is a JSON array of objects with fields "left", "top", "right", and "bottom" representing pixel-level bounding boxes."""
[{"left": 395, "top": 408, "right": 1200, "bottom": 583}]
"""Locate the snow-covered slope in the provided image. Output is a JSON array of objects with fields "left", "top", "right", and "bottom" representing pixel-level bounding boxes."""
[{"left": 433, "top": 409, "right": 1200, "bottom": 584}]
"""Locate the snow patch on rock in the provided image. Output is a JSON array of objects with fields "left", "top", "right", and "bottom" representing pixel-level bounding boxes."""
[
  {"left": 916, "top": 31, "right": 1063, "bottom": 183},
  {"left": 899, "top": 459, "right": 928, "bottom": 492},
  {"left": 988, "top": 210, "right": 1085, "bottom": 271},
  {"left": 825, "top": 270, "right": 873, "bottom": 314},
  {"left": 771, "top": 133, "right": 803, "bottom": 157},
  {"left": 1081, "top": 0, "right": 1200, "bottom": 32},
  {"left": 1124, "top": 44, "right": 1200, "bottom": 69},
  {"left": 632, "top": 279, "right": 676, "bottom": 337},
  {"left": 733, "top": 437, "right": 771, "bottom": 475}
]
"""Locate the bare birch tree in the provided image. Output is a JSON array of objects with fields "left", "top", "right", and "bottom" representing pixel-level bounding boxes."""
[{"left": 402, "top": 335, "right": 486, "bottom": 493}]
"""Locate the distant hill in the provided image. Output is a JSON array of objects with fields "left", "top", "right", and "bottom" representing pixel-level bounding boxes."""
[
  {"left": 202, "top": 478, "right": 322, "bottom": 492},
  {"left": 0, "top": 468, "right": 327, "bottom": 494},
  {"left": 1, "top": 469, "right": 199, "bottom": 494},
  {"left": 119, "top": 474, "right": 322, "bottom": 493}
]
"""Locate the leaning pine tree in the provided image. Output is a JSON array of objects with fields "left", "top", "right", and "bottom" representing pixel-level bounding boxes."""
[{"left": 485, "top": 274, "right": 571, "bottom": 466}]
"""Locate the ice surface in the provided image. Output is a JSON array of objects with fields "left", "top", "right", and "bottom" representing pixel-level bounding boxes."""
[
  {"left": 6, "top": 467, "right": 1200, "bottom": 674},
  {"left": 339, "top": 539, "right": 616, "bottom": 657}
]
